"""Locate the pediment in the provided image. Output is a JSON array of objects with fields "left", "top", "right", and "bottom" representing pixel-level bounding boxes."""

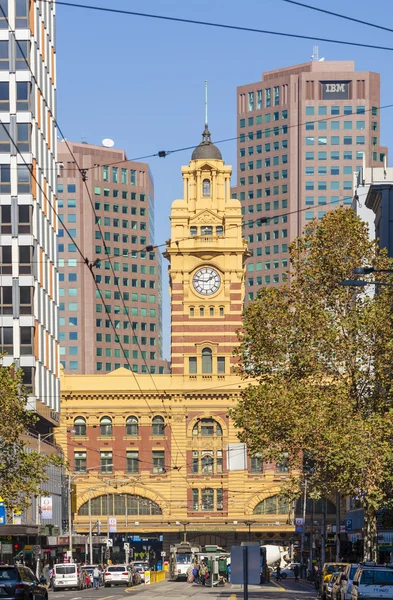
[{"left": 191, "top": 210, "right": 222, "bottom": 225}]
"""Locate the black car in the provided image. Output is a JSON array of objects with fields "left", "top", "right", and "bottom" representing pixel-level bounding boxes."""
[{"left": 0, "top": 565, "right": 48, "bottom": 600}]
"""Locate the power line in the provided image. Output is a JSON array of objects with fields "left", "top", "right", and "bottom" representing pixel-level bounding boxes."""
[
  {"left": 278, "top": 0, "right": 393, "bottom": 34},
  {"left": 40, "top": 0, "right": 393, "bottom": 52}
]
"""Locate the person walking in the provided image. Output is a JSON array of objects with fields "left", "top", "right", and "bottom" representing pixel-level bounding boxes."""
[
  {"left": 199, "top": 563, "right": 208, "bottom": 586},
  {"left": 293, "top": 564, "right": 300, "bottom": 583},
  {"left": 192, "top": 564, "right": 199, "bottom": 584},
  {"left": 313, "top": 565, "right": 320, "bottom": 597},
  {"left": 42, "top": 563, "right": 50, "bottom": 588},
  {"left": 93, "top": 566, "right": 100, "bottom": 590},
  {"left": 276, "top": 565, "right": 282, "bottom": 581}
]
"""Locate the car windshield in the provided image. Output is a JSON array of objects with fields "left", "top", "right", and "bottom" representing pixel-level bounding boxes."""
[
  {"left": 0, "top": 569, "right": 18, "bottom": 581},
  {"left": 326, "top": 565, "right": 346, "bottom": 574},
  {"left": 55, "top": 566, "right": 76, "bottom": 575},
  {"left": 361, "top": 571, "right": 393, "bottom": 585},
  {"left": 108, "top": 567, "right": 126, "bottom": 572},
  {"left": 349, "top": 566, "right": 359, "bottom": 579}
]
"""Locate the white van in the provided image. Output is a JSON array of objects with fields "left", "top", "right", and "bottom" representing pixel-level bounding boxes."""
[
  {"left": 53, "top": 563, "right": 83, "bottom": 591},
  {"left": 351, "top": 565, "right": 393, "bottom": 600}
]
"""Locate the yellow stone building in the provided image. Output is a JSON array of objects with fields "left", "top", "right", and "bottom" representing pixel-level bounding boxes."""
[{"left": 57, "top": 126, "right": 297, "bottom": 559}]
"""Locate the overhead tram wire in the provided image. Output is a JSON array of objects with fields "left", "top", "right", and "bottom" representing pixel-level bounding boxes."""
[
  {"left": 62, "top": 101, "right": 393, "bottom": 173},
  {"left": 41, "top": 0, "right": 393, "bottom": 52},
  {"left": 278, "top": 0, "right": 393, "bottom": 34}
]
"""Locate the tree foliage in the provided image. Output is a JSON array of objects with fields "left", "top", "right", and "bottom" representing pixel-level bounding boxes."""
[
  {"left": 0, "top": 362, "right": 62, "bottom": 512},
  {"left": 232, "top": 208, "right": 393, "bottom": 559}
]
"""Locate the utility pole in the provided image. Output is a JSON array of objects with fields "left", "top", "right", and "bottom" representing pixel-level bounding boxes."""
[
  {"left": 35, "top": 434, "right": 41, "bottom": 578},
  {"left": 335, "top": 491, "right": 341, "bottom": 562},
  {"left": 88, "top": 490, "right": 93, "bottom": 564},
  {"left": 321, "top": 498, "right": 326, "bottom": 568},
  {"left": 68, "top": 474, "right": 73, "bottom": 562},
  {"left": 300, "top": 480, "right": 307, "bottom": 566}
]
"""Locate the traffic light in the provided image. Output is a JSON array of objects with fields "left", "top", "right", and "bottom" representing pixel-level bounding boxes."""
[
  {"left": 13, "top": 544, "right": 19, "bottom": 551},
  {"left": 105, "top": 548, "right": 110, "bottom": 559}
]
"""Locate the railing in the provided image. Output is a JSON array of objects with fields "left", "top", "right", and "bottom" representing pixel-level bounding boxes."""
[{"left": 148, "top": 570, "right": 166, "bottom": 584}]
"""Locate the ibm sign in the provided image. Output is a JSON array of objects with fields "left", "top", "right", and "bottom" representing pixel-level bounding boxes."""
[{"left": 321, "top": 81, "right": 350, "bottom": 100}]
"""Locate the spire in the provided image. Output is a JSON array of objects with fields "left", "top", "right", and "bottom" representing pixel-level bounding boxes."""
[{"left": 191, "top": 81, "right": 222, "bottom": 161}]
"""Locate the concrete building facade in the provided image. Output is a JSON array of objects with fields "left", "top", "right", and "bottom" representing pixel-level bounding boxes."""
[
  {"left": 233, "top": 61, "right": 387, "bottom": 301},
  {"left": 56, "top": 129, "right": 338, "bottom": 561},
  {"left": 0, "top": 1, "right": 60, "bottom": 428},
  {"left": 56, "top": 141, "right": 166, "bottom": 375}
]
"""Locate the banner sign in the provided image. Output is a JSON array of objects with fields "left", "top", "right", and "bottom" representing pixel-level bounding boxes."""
[
  {"left": 295, "top": 517, "right": 304, "bottom": 533},
  {"left": 41, "top": 497, "right": 53, "bottom": 520},
  {"left": 108, "top": 517, "right": 117, "bottom": 533},
  {"left": 0, "top": 498, "right": 6, "bottom": 525},
  {"left": 321, "top": 81, "right": 350, "bottom": 100}
]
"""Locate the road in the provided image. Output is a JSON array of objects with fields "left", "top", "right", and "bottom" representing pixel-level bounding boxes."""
[{"left": 48, "top": 577, "right": 317, "bottom": 600}]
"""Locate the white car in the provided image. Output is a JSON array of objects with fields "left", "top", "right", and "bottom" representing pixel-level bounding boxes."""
[
  {"left": 131, "top": 562, "right": 149, "bottom": 583},
  {"left": 104, "top": 565, "right": 131, "bottom": 587},
  {"left": 280, "top": 563, "right": 301, "bottom": 578}
]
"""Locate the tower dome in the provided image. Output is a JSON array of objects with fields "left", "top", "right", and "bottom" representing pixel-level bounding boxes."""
[{"left": 191, "top": 125, "right": 222, "bottom": 161}]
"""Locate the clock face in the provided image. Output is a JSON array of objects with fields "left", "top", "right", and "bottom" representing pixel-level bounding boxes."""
[{"left": 192, "top": 267, "right": 221, "bottom": 296}]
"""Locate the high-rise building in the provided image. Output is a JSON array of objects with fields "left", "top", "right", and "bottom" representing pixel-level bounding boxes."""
[
  {"left": 233, "top": 60, "right": 387, "bottom": 301},
  {"left": 57, "top": 141, "right": 166, "bottom": 374},
  {"left": 0, "top": 1, "right": 60, "bottom": 426}
]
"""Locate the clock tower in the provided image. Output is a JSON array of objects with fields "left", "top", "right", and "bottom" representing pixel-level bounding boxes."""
[{"left": 164, "top": 126, "right": 249, "bottom": 376}]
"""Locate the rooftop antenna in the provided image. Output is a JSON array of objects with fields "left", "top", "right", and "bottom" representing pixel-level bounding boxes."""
[
  {"left": 205, "top": 80, "right": 208, "bottom": 128},
  {"left": 311, "top": 45, "right": 319, "bottom": 61}
]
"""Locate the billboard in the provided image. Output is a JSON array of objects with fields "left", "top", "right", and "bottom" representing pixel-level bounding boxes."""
[
  {"left": 321, "top": 81, "right": 350, "bottom": 100},
  {"left": 108, "top": 517, "right": 117, "bottom": 533},
  {"left": 41, "top": 496, "right": 53, "bottom": 520}
]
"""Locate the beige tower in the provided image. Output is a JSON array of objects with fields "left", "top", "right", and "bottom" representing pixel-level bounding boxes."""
[{"left": 164, "top": 126, "right": 249, "bottom": 375}]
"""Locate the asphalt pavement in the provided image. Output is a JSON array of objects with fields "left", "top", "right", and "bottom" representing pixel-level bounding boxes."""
[{"left": 47, "top": 577, "right": 318, "bottom": 600}]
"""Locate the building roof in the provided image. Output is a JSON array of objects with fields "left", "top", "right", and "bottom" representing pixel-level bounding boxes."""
[{"left": 191, "top": 125, "right": 222, "bottom": 161}]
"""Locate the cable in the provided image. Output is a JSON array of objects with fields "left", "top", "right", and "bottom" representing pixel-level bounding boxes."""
[
  {"left": 61, "top": 101, "right": 393, "bottom": 175},
  {"left": 278, "top": 0, "right": 393, "bottom": 34},
  {"left": 41, "top": 0, "right": 393, "bottom": 52}
]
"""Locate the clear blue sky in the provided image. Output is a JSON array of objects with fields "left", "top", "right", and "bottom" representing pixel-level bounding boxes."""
[{"left": 56, "top": 0, "right": 393, "bottom": 358}]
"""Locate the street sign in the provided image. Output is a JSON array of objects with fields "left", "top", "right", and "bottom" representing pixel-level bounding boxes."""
[
  {"left": 124, "top": 543, "right": 129, "bottom": 551},
  {"left": 33, "top": 545, "right": 41, "bottom": 557},
  {"left": 161, "top": 551, "right": 166, "bottom": 557},
  {"left": 106, "top": 539, "right": 113, "bottom": 548},
  {"left": 230, "top": 545, "right": 260, "bottom": 585},
  {"left": 346, "top": 519, "right": 353, "bottom": 532},
  {"left": 0, "top": 498, "right": 6, "bottom": 525}
]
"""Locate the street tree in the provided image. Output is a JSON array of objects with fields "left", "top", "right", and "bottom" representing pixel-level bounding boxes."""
[
  {"left": 0, "top": 361, "right": 62, "bottom": 514},
  {"left": 232, "top": 207, "right": 393, "bottom": 560}
]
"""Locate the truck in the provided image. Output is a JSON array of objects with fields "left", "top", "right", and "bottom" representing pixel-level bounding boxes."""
[
  {"left": 169, "top": 542, "right": 200, "bottom": 581},
  {"left": 240, "top": 543, "right": 290, "bottom": 583}
]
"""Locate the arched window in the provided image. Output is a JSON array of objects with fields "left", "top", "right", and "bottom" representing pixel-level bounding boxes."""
[
  {"left": 200, "top": 307, "right": 204, "bottom": 317},
  {"left": 190, "top": 307, "right": 195, "bottom": 317},
  {"left": 126, "top": 416, "right": 138, "bottom": 437},
  {"left": 100, "top": 416, "right": 112, "bottom": 437},
  {"left": 219, "top": 306, "right": 224, "bottom": 317},
  {"left": 74, "top": 417, "right": 86, "bottom": 437},
  {"left": 201, "top": 488, "right": 214, "bottom": 511},
  {"left": 152, "top": 415, "right": 165, "bottom": 436},
  {"left": 253, "top": 495, "right": 289, "bottom": 515},
  {"left": 202, "top": 347, "right": 212, "bottom": 374},
  {"left": 78, "top": 493, "right": 162, "bottom": 516},
  {"left": 209, "top": 306, "right": 214, "bottom": 317},
  {"left": 202, "top": 179, "right": 211, "bottom": 197},
  {"left": 295, "top": 497, "right": 336, "bottom": 515},
  {"left": 192, "top": 418, "right": 222, "bottom": 437}
]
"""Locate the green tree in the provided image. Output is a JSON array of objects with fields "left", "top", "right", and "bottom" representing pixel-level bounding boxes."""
[
  {"left": 0, "top": 362, "right": 62, "bottom": 514},
  {"left": 232, "top": 207, "right": 393, "bottom": 560}
]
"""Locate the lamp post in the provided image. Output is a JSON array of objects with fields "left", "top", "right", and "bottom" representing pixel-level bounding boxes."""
[
  {"left": 35, "top": 432, "right": 54, "bottom": 577},
  {"left": 244, "top": 520, "right": 255, "bottom": 542}
]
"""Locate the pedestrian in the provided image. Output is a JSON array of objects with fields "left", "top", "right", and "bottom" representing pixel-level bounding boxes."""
[
  {"left": 192, "top": 565, "right": 199, "bottom": 584},
  {"left": 227, "top": 562, "right": 231, "bottom": 583},
  {"left": 276, "top": 565, "right": 281, "bottom": 581},
  {"left": 49, "top": 567, "right": 54, "bottom": 590},
  {"left": 293, "top": 564, "right": 300, "bottom": 582},
  {"left": 93, "top": 566, "right": 100, "bottom": 589},
  {"left": 42, "top": 563, "right": 50, "bottom": 588},
  {"left": 313, "top": 565, "right": 320, "bottom": 596},
  {"left": 199, "top": 562, "right": 208, "bottom": 586}
]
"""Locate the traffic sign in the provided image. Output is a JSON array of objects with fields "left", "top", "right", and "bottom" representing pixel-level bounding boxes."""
[
  {"left": 106, "top": 539, "right": 113, "bottom": 548},
  {"left": 161, "top": 551, "right": 166, "bottom": 557},
  {"left": 124, "top": 543, "right": 129, "bottom": 551},
  {"left": 33, "top": 545, "right": 41, "bottom": 557},
  {"left": 346, "top": 519, "right": 352, "bottom": 532}
]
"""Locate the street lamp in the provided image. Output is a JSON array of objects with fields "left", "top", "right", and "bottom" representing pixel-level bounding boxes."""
[{"left": 244, "top": 520, "right": 256, "bottom": 542}]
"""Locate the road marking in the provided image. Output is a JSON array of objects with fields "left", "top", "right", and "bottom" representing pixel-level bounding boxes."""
[{"left": 271, "top": 580, "right": 287, "bottom": 591}]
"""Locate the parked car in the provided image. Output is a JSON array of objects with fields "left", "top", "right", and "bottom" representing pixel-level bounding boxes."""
[
  {"left": 327, "top": 573, "right": 341, "bottom": 600},
  {"left": 104, "top": 565, "right": 131, "bottom": 587},
  {"left": 131, "top": 562, "right": 149, "bottom": 583},
  {"left": 280, "top": 563, "right": 300, "bottom": 579},
  {"left": 322, "top": 564, "right": 350, "bottom": 600},
  {"left": 0, "top": 565, "right": 48, "bottom": 600},
  {"left": 351, "top": 565, "right": 393, "bottom": 600},
  {"left": 332, "top": 572, "right": 346, "bottom": 600},
  {"left": 340, "top": 564, "right": 360, "bottom": 600},
  {"left": 53, "top": 563, "right": 84, "bottom": 591}
]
